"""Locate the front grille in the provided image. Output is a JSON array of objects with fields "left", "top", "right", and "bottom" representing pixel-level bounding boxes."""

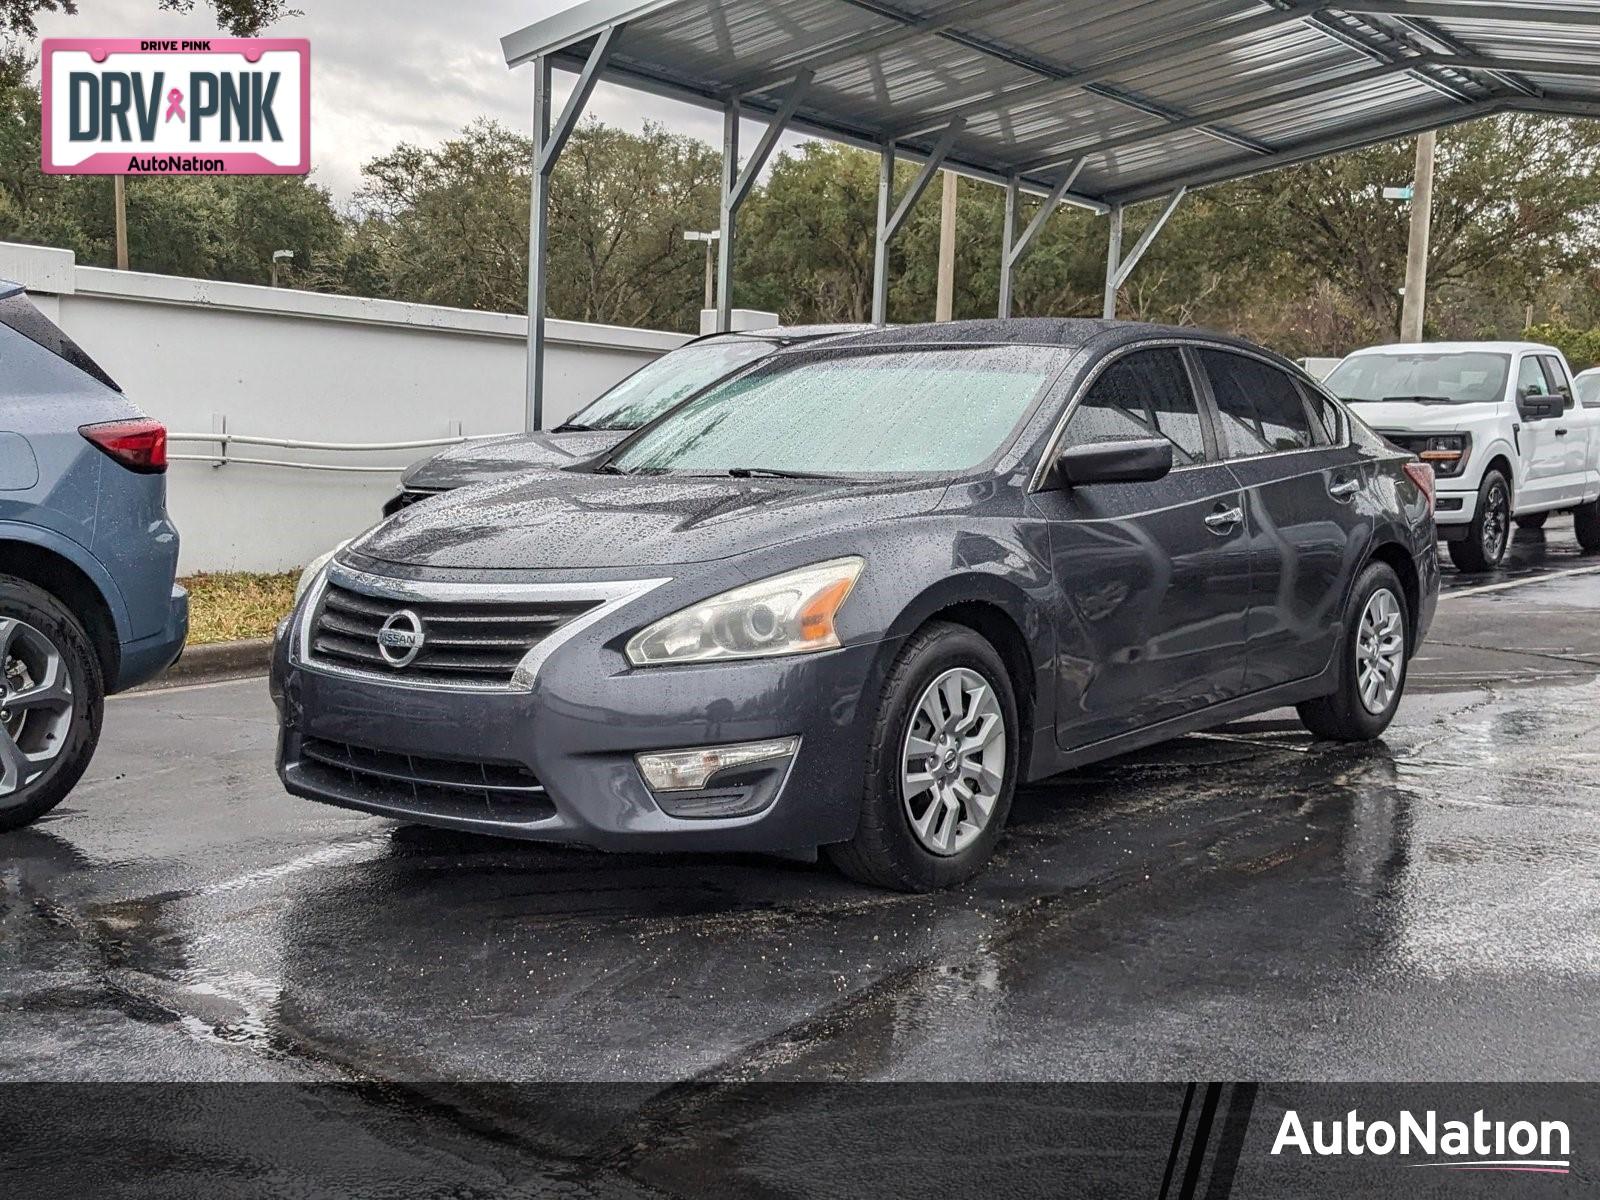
[
  {"left": 309, "top": 581, "right": 598, "bottom": 688},
  {"left": 298, "top": 737, "right": 555, "bottom": 823}
]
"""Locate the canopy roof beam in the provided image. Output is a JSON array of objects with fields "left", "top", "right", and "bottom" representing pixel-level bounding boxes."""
[
  {"left": 734, "top": 0, "right": 1017, "bottom": 94},
  {"left": 892, "top": 4, "right": 1327, "bottom": 139},
  {"left": 999, "top": 160, "right": 1085, "bottom": 318},
  {"left": 527, "top": 27, "right": 622, "bottom": 432},
  {"left": 872, "top": 120, "right": 963, "bottom": 325},
  {"left": 717, "top": 72, "right": 812, "bottom": 331}
]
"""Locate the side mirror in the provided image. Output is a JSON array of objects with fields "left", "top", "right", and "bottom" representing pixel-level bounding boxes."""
[
  {"left": 1049, "top": 437, "right": 1174, "bottom": 489},
  {"left": 1517, "top": 390, "right": 1563, "bottom": 422}
]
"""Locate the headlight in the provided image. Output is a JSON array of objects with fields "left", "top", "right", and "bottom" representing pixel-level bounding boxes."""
[
  {"left": 1417, "top": 433, "right": 1470, "bottom": 477},
  {"left": 625, "top": 558, "right": 864, "bottom": 667},
  {"left": 295, "top": 541, "right": 349, "bottom": 601}
]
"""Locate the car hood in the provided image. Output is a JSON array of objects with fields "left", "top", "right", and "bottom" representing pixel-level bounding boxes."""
[
  {"left": 355, "top": 472, "right": 949, "bottom": 570},
  {"left": 400, "top": 431, "right": 626, "bottom": 491},
  {"left": 1343, "top": 399, "right": 1502, "bottom": 433}
]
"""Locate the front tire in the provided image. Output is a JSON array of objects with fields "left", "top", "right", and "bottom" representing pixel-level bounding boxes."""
[
  {"left": 0, "top": 576, "right": 104, "bottom": 832},
  {"left": 1576, "top": 497, "right": 1600, "bottom": 553},
  {"left": 1447, "top": 469, "right": 1511, "bottom": 574},
  {"left": 1298, "top": 562, "right": 1409, "bottom": 743},
  {"left": 825, "top": 621, "right": 1019, "bottom": 892}
]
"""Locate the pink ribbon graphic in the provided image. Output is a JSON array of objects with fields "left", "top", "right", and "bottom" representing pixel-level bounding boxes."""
[{"left": 164, "top": 88, "right": 185, "bottom": 123}]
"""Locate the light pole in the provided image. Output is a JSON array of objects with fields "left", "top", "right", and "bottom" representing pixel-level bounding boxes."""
[
  {"left": 684, "top": 230, "right": 720, "bottom": 312},
  {"left": 1392, "top": 130, "right": 1436, "bottom": 343},
  {"left": 271, "top": 249, "right": 294, "bottom": 288}
]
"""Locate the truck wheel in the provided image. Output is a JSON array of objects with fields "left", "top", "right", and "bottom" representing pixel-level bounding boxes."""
[
  {"left": 1515, "top": 512, "right": 1548, "bottom": 531},
  {"left": 1576, "top": 497, "right": 1600, "bottom": 553},
  {"left": 1298, "top": 562, "right": 1408, "bottom": 742},
  {"left": 825, "top": 621, "right": 1018, "bottom": 892},
  {"left": 1447, "top": 469, "right": 1511, "bottom": 574},
  {"left": 0, "top": 575, "right": 104, "bottom": 831}
]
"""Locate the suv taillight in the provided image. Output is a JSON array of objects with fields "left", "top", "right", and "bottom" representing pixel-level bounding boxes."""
[
  {"left": 80, "top": 418, "right": 167, "bottom": 474},
  {"left": 1402, "top": 461, "right": 1436, "bottom": 514}
]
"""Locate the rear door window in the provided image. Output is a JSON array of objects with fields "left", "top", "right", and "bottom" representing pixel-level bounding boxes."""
[
  {"left": 1198, "top": 349, "right": 1323, "bottom": 458},
  {"left": 1066, "top": 348, "right": 1210, "bottom": 466}
]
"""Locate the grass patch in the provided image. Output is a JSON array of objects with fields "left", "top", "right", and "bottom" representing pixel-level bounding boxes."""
[{"left": 181, "top": 570, "right": 300, "bottom": 645}]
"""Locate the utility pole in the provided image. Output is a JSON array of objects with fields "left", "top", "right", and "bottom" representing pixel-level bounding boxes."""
[
  {"left": 1400, "top": 131, "right": 1436, "bottom": 343},
  {"left": 271, "top": 249, "right": 294, "bottom": 288},
  {"left": 935, "top": 170, "right": 957, "bottom": 322},
  {"left": 684, "top": 230, "right": 721, "bottom": 313},
  {"left": 112, "top": 176, "right": 129, "bottom": 270}
]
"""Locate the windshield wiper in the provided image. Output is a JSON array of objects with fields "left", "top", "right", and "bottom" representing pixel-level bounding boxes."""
[
  {"left": 591, "top": 462, "right": 628, "bottom": 475},
  {"left": 1361, "top": 394, "right": 1456, "bottom": 405},
  {"left": 552, "top": 421, "right": 593, "bottom": 433},
  {"left": 725, "top": 467, "right": 841, "bottom": 481}
]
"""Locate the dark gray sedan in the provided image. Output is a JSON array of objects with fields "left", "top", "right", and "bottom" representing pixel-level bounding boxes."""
[
  {"left": 383, "top": 324, "right": 867, "bottom": 515},
  {"left": 274, "top": 319, "right": 1439, "bottom": 891}
]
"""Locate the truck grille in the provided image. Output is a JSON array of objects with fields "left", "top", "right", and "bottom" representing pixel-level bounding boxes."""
[
  {"left": 308, "top": 581, "right": 598, "bottom": 688},
  {"left": 298, "top": 737, "right": 555, "bottom": 823}
]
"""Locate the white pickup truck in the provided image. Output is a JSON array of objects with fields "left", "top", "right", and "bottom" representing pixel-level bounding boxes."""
[{"left": 1323, "top": 341, "right": 1600, "bottom": 573}]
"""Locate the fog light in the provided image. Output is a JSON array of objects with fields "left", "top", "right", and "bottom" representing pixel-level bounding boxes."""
[{"left": 636, "top": 737, "right": 799, "bottom": 792}]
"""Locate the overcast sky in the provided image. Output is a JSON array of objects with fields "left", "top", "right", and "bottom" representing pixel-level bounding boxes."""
[{"left": 30, "top": 0, "right": 753, "bottom": 204}]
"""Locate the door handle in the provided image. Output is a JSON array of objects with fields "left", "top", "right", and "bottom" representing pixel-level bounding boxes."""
[
  {"left": 1328, "top": 479, "right": 1361, "bottom": 500},
  {"left": 1205, "top": 506, "right": 1243, "bottom": 533},
  {"left": 1556, "top": 428, "right": 1570, "bottom": 437}
]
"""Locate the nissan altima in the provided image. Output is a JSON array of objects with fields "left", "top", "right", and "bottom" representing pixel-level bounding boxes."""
[{"left": 272, "top": 319, "right": 1439, "bottom": 891}]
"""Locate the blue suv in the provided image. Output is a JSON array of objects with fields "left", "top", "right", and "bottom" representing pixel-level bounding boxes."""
[{"left": 0, "top": 282, "right": 187, "bottom": 830}]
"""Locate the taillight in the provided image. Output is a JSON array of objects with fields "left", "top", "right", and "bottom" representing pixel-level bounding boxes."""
[
  {"left": 80, "top": 418, "right": 167, "bottom": 474},
  {"left": 1402, "top": 460, "right": 1435, "bottom": 514}
]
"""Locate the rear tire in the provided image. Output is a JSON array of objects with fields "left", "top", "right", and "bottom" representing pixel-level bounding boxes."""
[
  {"left": 0, "top": 575, "right": 103, "bottom": 832},
  {"left": 1576, "top": 498, "right": 1600, "bottom": 553},
  {"left": 825, "top": 621, "right": 1019, "bottom": 892},
  {"left": 1447, "top": 469, "right": 1511, "bottom": 574},
  {"left": 1515, "top": 512, "right": 1549, "bottom": 531},
  {"left": 1298, "top": 562, "right": 1409, "bottom": 743}
]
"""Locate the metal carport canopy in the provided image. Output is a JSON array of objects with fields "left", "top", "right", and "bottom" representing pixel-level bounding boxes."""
[{"left": 501, "top": 0, "right": 1600, "bottom": 429}]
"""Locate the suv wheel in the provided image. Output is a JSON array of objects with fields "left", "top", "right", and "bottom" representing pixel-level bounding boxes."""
[
  {"left": 1576, "top": 497, "right": 1600, "bottom": 553},
  {"left": 825, "top": 621, "right": 1018, "bottom": 892},
  {"left": 0, "top": 575, "right": 103, "bottom": 831},
  {"left": 1447, "top": 469, "right": 1511, "bottom": 574},
  {"left": 1298, "top": 562, "right": 1409, "bottom": 742}
]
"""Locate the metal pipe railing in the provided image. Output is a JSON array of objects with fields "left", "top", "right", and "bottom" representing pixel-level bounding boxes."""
[{"left": 166, "top": 430, "right": 518, "bottom": 473}]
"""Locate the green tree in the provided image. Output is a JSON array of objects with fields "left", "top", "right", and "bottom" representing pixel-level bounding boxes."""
[
  {"left": 357, "top": 118, "right": 721, "bottom": 328},
  {"left": 1, "top": 0, "right": 295, "bottom": 37}
]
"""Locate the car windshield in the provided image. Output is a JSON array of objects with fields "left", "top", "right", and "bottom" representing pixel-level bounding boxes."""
[
  {"left": 1578, "top": 373, "right": 1600, "bottom": 407},
  {"left": 563, "top": 338, "right": 776, "bottom": 430},
  {"left": 1323, "top": 351, "right": 1510, "bottom": 405},
  {"left": 610, "top": 345, "right": 1065, "bottom": 477}
]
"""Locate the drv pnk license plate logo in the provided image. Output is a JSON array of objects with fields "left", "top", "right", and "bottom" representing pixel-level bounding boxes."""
[{"left": 41, "top": 38, "right": 310, "bottom": 175}]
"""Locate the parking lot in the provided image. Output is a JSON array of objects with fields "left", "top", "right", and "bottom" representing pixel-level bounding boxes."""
[{"left": 3, "top": 520, "right": 1598, "bottom": 1086}]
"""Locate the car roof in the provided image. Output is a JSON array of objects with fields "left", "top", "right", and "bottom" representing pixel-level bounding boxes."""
[
  {"left": 698, "top": 323, "right": 873, "bottom": 346},
  {"left": 1346, "top": 341, "right": 1561, "bottom": 357},
  {"left": 764, "top": 317, "right": 1296, "bottom": 365}
]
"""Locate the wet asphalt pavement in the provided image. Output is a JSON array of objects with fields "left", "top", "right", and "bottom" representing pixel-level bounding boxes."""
[{"left": 3, "top": 520, "right": 1599, "bottom": 1085}]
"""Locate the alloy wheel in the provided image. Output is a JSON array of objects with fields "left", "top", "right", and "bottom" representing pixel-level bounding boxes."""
[
  {"left": 0, "top": 617, "right": 75, "bottom": 798},
  {"left": 900, "top": 667, "right": 1006, "bottom": 856},
  {"left": 1355, "top": 588, "right": 1405, "bottom": 716},
  {"left": 1482, "top": 479, "right": 1510, "bottom": 563}
]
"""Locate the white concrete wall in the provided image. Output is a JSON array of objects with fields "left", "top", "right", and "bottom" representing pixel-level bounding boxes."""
[{"left": 0, "top": 242, "right": 688, "bottom": 573}]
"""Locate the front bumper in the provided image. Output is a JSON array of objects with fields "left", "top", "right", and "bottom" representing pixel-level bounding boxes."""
[
  {"left": 272, "top": 626, "right": 885, "bottom": 855},
  {"left": 1433, "top": 483, "right": 1476, "bottom": 528}
]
